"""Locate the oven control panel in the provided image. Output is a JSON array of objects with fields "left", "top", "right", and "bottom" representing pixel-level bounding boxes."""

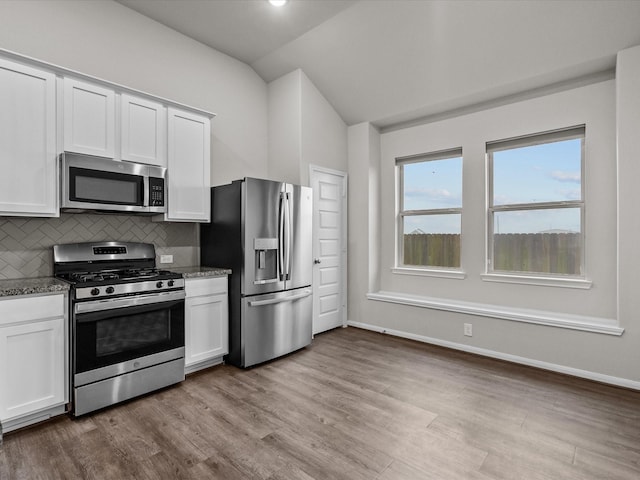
[{"left": 93, "top": 246, "right": 127, "bottom": 255}]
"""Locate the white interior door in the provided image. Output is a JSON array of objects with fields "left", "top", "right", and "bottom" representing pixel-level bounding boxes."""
[{"left": 310, "top": 165, "right": 347, "bottom": 335}]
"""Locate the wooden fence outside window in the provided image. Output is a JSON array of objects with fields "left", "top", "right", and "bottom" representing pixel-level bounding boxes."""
[{"left": 403, "top": 232, "right": 581, "bottom": 274}]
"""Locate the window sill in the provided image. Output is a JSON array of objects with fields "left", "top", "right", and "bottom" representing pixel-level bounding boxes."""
[
  {"left": 366, "top": 291, "right": 623, "bottom": 336},
  {"left": 392, "top": 267, "right": 466, "bottom": 280},
  {"left": 481, "top": 273, "right": 592, "bottom": 289}
]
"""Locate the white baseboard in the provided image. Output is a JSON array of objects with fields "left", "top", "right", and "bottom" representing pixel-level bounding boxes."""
[
  {"left": 1, "top": 404, "right": 67, "bottom": 434},
  {"left": 184, "top": 356, "right": 224, "bottom": 375},
  {"left": 347, "top": 320, "right": 640, "bottom": 391}
]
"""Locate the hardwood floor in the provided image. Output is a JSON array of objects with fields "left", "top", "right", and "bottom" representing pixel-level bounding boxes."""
[{"left": 2, "top": 326, "right": 640, "bottom": 479}]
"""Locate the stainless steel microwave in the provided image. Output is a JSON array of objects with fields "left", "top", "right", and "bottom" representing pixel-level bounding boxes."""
[{"left": 60, "top": 152, "right": 166, "bottom": 214}]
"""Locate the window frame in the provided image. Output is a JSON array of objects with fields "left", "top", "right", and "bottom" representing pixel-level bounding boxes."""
[
  {"left": 486, "top": 125, "right": 586, "bottom": 280},
  {"left": 396, "top": 147, "right": 463, "bottom": 272}
]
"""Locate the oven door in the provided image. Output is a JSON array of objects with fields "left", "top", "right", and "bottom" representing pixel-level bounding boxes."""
[{"left": 73, "top": 291, "right": 185, "bottom": 385}]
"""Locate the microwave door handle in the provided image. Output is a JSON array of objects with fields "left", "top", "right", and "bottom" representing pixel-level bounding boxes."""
[{"left": 142, "top": 175, "right": 150, "bottom": 207}]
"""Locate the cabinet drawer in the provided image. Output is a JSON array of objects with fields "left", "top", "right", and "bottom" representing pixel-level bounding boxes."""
[
  {"left": 0, "top": 294, "right": 65, "bottom": 326},
  {"left": 185, "top": 276, "right": 228, "bottom": 298}
]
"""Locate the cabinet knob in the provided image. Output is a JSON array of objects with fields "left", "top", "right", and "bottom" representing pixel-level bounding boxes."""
[{"left": 314, "top": 258, "right": 321, "bottom": 264}]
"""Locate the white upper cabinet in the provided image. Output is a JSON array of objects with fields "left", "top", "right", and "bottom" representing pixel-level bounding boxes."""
[
  {"left": 164, "top": 108, "right": 211, "bottom": 222},
  {"left": 121, "top": 94, "right": 166, "bottom": 167},
  {"left": 63, "top": 78, "right": 115, "bottom": 158},
  {"left": 0, "top": 58, "right": 58, "bottom": 217}
]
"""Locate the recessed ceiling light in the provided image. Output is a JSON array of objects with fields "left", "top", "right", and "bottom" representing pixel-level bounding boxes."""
[{"left": 269, "top": 0, "right": 288, "bottom": 6}]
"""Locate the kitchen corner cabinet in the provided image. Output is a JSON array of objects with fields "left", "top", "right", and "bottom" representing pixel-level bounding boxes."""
[
  {"left": 0, "top": 58, "right": 58, "bottom": 217},
  {"left": 121, "top": 94, "right": 167, "bottom": 167},
  {"left": 0, "top": 293, "right": 67, "bottom": 434},
  {"left": 164, "top": 108, "right": 211, "bottom": 222},
  {"left": 184, "top": 276, "right": 228, "bottom": 374},
  {"left": 63, "top": 77, "right": 115, "bottom": 158}
]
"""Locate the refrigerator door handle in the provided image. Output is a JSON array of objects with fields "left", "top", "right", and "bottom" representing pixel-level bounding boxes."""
[
  {"left": 248, "top": 289, "right": 312, "bottom": 307},
  {"left": 285, "top": 192, "right": 292, "bottom": 279},
  {"left": 278, "top": 192, "right": 285, "bottom": 280}
]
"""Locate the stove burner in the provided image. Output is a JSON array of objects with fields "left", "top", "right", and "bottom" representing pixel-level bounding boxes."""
[
  {"left": 53, "top": 242, "right": 182, "bottom": 289},
  {"left": 59, "top": 268, "right": 181, "bottom": 286},
  {"left": 122, "top": 268, "right": 161, "bottom": 279},
  {"left": 71, "top": 272, "right": 120, "bottom": 283}
]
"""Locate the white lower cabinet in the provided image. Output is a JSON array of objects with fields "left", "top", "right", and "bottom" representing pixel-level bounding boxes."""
[
  {"left": 0, "top": 293, "right": 68, "bottom": 434},
  {"left": 184, "top": 276, "right": 228, "bottom": 374}
]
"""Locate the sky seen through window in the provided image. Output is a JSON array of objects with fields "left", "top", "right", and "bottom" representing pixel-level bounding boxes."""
[{"left": 402, "top": 138, "right": 582, "bottom": 234}]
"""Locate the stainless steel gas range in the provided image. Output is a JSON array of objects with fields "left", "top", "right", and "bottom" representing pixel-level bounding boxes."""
[{"left": 53, "top": 241, "right": 185, "bottom": 416}]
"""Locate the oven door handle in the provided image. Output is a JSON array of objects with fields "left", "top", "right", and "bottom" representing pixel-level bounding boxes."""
[
  {"left": 75, "top": 291, "right": 185, "bottom": 317},
  {"left": 76, "top": 297, "right": 184, "bottom": 323}
]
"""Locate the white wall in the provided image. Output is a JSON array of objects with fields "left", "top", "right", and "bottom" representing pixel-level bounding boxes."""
[
  {"left": 268, "top": 69, "right": 347, "bottom": 185},
  {"left": 348, "top": 123, "right": 381, "bottom": 323},
  {"left": 615, "top": 45, "right": 640, "bottom": 379},
  {"left": 299, "top": 72, "right": 348, "bottom": 185},
  {"left": 0, "top": 0, "right": 269, "bottom": 186},
  {"left": 348, "top": 46, "right": 640, "bottom": 386},
  {"left": 268, "top": 70, "right": 302, "bottom": 184}
]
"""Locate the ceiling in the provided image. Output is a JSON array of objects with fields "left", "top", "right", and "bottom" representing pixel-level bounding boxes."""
[
  {"left": 118, "top": 0, "right": 640, "bottom": 129},
  {"left": 117, "top": 0, "right": 357, "bottom": 65}
]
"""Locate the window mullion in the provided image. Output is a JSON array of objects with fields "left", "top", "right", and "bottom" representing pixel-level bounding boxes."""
[
  {"left": 491, "top": 200, "right": 583, "bottom": 213},
  {"left": 401, "top": 208, "right": 462, "bottom": 216}
]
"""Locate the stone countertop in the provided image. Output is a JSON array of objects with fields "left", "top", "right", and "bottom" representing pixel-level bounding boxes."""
[
  {"left": 0, "top": 277, "right": 70, "bottom": 297},
  {"left": 171, "top": 266, "right": 232, "bottom": 279}
]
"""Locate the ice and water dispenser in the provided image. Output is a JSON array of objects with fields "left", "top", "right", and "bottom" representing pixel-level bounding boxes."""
[{"left": 254, "top": 238, "right": 278, "bottom": 283}]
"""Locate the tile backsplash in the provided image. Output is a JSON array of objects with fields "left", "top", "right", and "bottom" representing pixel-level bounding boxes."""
[{"left": 0, "top": 213, "right": 199, "bottom": 279}]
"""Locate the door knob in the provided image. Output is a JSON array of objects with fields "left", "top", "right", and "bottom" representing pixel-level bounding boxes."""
[{"left": 314, "top": 258, "right": 321, "bottom": 264}]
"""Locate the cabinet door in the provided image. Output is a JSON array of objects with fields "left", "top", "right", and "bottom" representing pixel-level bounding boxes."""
[
  {"left": 63, "top": 78, "right": 115, "bottom": 158},
  {"left": 166, "top": 108, "right": 211, "bottom": 222},
  {"left": 185, "top": 293, "right": 228, "bottom": 367},
  {"left": 0, "top": 317, "right": 65, "bottom": 421},
  {"left": 121, "top": 94, "right": 166, "bottom": 166},
  {"left": 0, "top": 58, "right": 57, "bottom": 216}
]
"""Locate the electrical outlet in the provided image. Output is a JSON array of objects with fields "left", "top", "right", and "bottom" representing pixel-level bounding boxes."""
[
  {"left": 464, "top": 323, "right": 473, "bottom": 337},
  {"left": 160, "top": 254, "right": 173, "bottom": 264}
]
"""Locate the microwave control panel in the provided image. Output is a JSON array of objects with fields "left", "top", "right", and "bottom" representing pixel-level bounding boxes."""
[{"left": 149, "top": 177, "right": 165, "bottom": 207}]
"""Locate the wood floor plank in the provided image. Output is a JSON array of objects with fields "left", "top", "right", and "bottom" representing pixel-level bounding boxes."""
[
  {"left": 260, "top": 428, "right": 375, "bottom": 480},
  {"left": 1, "top": 326, "right": 639, "bottom": 480},
  {"left": 376, "top": 459, "right": 436, "bottom": 480},
  {"left": 426, "top": 413, "right": 576, "bottom": 467},
  {"left": 89, "top": 402, "right": 163, "bottom": 463},
  {"left": 573, "top": 446, "right": 640, "bottom": 479}
]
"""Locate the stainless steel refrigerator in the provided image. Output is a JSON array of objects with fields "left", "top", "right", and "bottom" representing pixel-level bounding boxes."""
[{"left": 200, "top": 177, "right": 313, "bottom": 367}]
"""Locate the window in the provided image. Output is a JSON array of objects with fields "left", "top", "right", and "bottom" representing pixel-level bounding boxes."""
[
  {"left": 397, "top": 148, "right": 463, "bottom": 269},
  {"left": 487, "top": 126, "right": 585, "bottom": 277}
]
